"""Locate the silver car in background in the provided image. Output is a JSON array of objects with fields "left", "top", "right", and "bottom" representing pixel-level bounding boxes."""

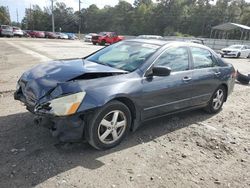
[{"left": 0, "top": 25, "right": 13, "bottom": 37}]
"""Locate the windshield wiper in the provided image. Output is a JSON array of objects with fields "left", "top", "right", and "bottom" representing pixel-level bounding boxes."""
[
  {"left": 96, "top": 61, "right": 114, "bottom": 68},
  {"left": 86, "top": 59, "right": 130, "bottom": 72}
]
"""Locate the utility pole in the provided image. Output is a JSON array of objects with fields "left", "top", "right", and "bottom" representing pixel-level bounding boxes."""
[
  {"left": 79, "top": 0, "right": 82, "bottom": 37},
  {"left": 51, "top": 0, "right": 55, "bottom": 32},
  {"left": 6, "top": 6, "right": 10, "bottom": 24},
  {"left": 30, "top": 4, "right": 32, "bottom": 30},
  {"left": 16, "top": 8, "right": 19, "bottom": 23}
]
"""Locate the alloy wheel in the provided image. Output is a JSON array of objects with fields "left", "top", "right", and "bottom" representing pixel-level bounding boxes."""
[
  {"left": 97, "top": 110, "right": 127, "bottom": 144},
  {"left": 212, "top": 89, "right": 224, "bottom": 110}
]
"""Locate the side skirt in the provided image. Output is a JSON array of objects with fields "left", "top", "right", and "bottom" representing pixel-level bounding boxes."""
[{"left": 131, "top": 103, "right": 208, "bottom": 132}]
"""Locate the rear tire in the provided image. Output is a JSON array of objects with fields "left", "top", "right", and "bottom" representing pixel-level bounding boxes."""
[
  {"left": 86, "top": 101, "right": 131, "bottom": 150},
  {"left": 204, "top": 86, "right": 226, "bottom": 114}
]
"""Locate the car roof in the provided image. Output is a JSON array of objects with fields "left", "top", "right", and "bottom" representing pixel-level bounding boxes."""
[{"left": 1, "top": 25, "right": 12, "bottom": 27}]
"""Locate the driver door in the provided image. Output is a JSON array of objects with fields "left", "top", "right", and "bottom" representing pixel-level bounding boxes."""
[
  {"left": 106, "top": 33, "right": 115, "bottom": 44},
  {"left": 141, "top": 46, "right": 194, "bottom": 120}
]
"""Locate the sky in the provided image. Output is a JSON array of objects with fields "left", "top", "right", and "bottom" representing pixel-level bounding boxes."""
[
  {"left": 2, "top": 0, "right": 250, "bottom": 23},
  {"left": 1, "top": 0, "right": 135, "bottom": 22}
]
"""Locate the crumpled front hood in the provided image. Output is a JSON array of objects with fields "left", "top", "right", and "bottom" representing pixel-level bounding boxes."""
[{"left": 19, "top": 58, "right": 127, "bottom": 101}]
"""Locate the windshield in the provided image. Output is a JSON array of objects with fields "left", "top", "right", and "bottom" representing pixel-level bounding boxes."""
[
  {"left": 228, "top": 45, "right": 242, "bottom": 49},
  {"left": 86, "top": 41, "right": 160, "bottom": 72},
  {"left": 99, "top": 32, "right": 109, "bottom": 36}
]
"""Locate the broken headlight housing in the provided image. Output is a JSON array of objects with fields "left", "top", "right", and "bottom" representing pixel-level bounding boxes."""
[{"left": 35, "top": 92, "right": 86, "bottom": 116}]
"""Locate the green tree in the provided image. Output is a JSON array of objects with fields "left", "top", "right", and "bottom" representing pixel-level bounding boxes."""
[
  {"left": 18, "top": 0, "right": 250, "bottom": 37},
  {"left": 0, "top": 6, "right": 10, "bottom": 25}
]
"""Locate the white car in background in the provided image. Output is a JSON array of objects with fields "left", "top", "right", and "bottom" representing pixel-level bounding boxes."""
[
  {"left": 13, "top": 27, "right": 24, "bottom": 37},
  {"left": 220, "top": 45, "right": 250, "bottom": 58},
  {"left": 137, "top": 35, "right": 163, "bottom": 39},
  {"left": 59, "top": 33, "right": 69, "bottom": 39},
  {"left": 55, "top": 32, "right": 69, "bottom": 39},
  {"left": 84, "top": 33, "right": 97, "bottom": 42}
]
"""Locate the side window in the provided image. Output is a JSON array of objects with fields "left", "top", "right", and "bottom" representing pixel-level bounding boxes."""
[
  {"left": 190, "top": 47, "right": 217, "bottom": 69},
  {"left": 154, "top": 47, "right": 189, "bottom": 72},
  {"left": 111, "top": 32, "right": 117, "bottom": 37}
]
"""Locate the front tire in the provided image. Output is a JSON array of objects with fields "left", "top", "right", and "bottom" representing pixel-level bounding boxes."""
[
  {"left": 205, "top": 86, "right": 226, "bottom": 114},
  {"left": 86, "top": 101, "right": 131, "bottom": 150},
  {"left": 236, "top": 52, "right": 241, "bottom": 58},
  {"left": 100, "top": 40, "right": 106, "bottom": 46}
]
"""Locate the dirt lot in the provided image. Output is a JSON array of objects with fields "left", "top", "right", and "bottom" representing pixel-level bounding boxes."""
[{"left": 0, "top": 38, "right": 249, "bottom": 188}]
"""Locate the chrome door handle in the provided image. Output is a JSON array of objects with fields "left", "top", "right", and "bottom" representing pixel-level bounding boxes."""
[
  {"left": 214, "top": 72, "right": 221, "bottom": 76},
  {"left": 183, "top": 77, "right": 192, "bottom": 82}
]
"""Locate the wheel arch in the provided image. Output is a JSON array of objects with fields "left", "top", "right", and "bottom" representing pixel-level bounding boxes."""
[
  {"left": 220, "top": 83, "right": 228, "bottom": 102},
  {"left": 111, "top": 97, "right": 139, "bottom": 131}
]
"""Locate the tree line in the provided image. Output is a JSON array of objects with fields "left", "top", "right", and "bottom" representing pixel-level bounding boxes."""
[{"left": 1, "top": 0, "right": 250, "bottom": 38}]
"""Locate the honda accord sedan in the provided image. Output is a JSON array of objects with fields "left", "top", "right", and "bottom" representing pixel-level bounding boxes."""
[{"left": 14, "top": 39, "right": 236, "bottom": 150}]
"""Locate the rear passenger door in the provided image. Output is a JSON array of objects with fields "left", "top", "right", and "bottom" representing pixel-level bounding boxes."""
[{"left": 190, "top": 47, "right": 222, "bottom": 106}]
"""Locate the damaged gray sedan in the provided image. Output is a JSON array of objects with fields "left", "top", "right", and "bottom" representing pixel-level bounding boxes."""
[{"left": 14, "top": 39, "right": 236, "bottom": 150}]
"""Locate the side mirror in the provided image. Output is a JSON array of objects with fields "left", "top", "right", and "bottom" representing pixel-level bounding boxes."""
[{"left": 146, "top": 66, "right": 171, "bottom": 77}]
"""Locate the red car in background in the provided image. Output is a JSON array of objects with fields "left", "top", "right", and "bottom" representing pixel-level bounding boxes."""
[
  {"left": 45, "top": 32, "right": 57, "bottom": 39},
  {"left": 92, "top": 32, "right": 124, "bottom": 45},
  {"left": 27, "top": 31, "right": 45, "bottom": 38}
]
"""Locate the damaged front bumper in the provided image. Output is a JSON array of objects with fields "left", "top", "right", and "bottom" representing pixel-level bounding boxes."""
[
  {"left": 34, "top": 114, "right": 85, "bottom": 142},
  {"left": 14, "top": 88, "right": 87, "bottom": 142}
]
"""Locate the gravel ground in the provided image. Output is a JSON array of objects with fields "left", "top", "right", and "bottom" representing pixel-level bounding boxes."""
[{"left": 0, "top": 38, "right": 249, "bottom": 188}]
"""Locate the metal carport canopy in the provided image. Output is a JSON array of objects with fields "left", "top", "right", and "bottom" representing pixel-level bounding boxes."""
[{"left": 212, "top": 22, "right": 250, "bottom": 31}]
